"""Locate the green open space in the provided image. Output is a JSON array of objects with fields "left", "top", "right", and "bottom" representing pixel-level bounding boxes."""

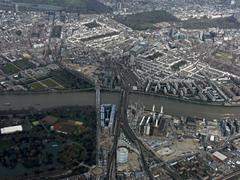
[
  {"left": 0, "top": 140, "right": 13, "bottom": 151},
  {"left": 84, "top": 20, "right": 101, "bottom": 28},
  {"left": 214, "top": 51, "right": 233, "bottom": 61},
  {"left": 41, "top": 78, "right": 64, "bottom": 89},
  {"left": 15, "top": 0, "right": 87, "bottom": 6},
  {"left": 171, "top": 60, "right": 187, "bottom": 71},
  {"left": 0, "top": 106, "right": 96, "bottom": 177},
  {"left": 26, "top": 68, "right": 92, "bottom": 91},
  {"left": 13, "top": 60, "right": 35, "bottom": 70},
  {"left": 32, "top": 121, "right": 40, "bottom": 126},
  {"left": 28, "top": 77, "right": 64, "bottom": 91},
  {"left": 13, "top": 0, "right": 111, "bottom": 13},
  {"left": 181, "top": 16, "right": 240, "bottom": 29},
  {"left": 115, "top": 10, "right": 179, "bottom": 30},
  {"left": 115, "top": 11, "right": 239, "bottom": 30},
  {"left": 30, "top": 82, "right": 46, "bottom": 90},
  {"left": 50, "top": 69, "right": 93, "bottom": 89},
  {"left": 2, "top": 63, "right": 20, "bottom": 75}
]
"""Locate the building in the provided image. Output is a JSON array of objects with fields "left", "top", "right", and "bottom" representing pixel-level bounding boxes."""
[
  {"left": 117, "top": 147, "right": 128, "bottom": 164},
  {"left": 100, "top": 104, "right": 116, "bottom": 135},
  {"left": 1, "top": 125, "right": 23, "bottom": 134},
  {"left": 212, "top": 151, "right": 227, "bottom": 162}
]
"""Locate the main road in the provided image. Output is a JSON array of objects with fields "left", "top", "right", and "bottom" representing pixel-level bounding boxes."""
[{"left": 0, "top": 90, "right": 240, "bottom": 119}]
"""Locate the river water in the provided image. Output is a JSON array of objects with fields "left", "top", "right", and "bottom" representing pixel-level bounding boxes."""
[{"left": 0, "top": 91, "right": 240, "bottom": 119}]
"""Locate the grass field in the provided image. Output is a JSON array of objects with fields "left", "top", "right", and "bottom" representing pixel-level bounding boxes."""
[
  {"left": 214, "top": 51, "right": 233, "bottom": 61},
  {"left": 32, "top": 121, "right": 40, "bottom": 126},
  {"left": 29, "top": 78, "right": 64, "bottom": 90},
  {"left": 0, "top": 140, "right": 13, "bottom": 151},
  {"left": 2, "top": 63, "right": 20, "bottom": 75},
  {"left": 14, "top": 60, "right": 35, "bottom": 70},
  {"left": 41, "top": 78, "right": 64, "bottom": 89},
  {"left": 27, "top": 69, "right": 92, "bottom": 91},
  {"left": 30, "top": 82, "right": 46, "bottom": 90}
]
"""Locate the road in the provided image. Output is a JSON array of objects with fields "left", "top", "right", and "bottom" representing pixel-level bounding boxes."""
[
  {"left": 106, "top": 90, "right": 126, "bottom": 180},
  {"left": 96, "top": 83, "right": 101, "bottom": 166},
  {"left": 105, "top": 89, "right": 156, "bottom": 180},
  {"left": 222, "top": 170, "right": 240, "bottom": 180},
  {"left": 120, "top": 91, "right": 154, "bottom": 179}
]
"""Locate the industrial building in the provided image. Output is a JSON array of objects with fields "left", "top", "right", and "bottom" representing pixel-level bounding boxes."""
[
  {"left": 212, "top": 151, "right": 228, "bottom": 163},
  {"left": 1, "top": 125, "right": 23, "bottom": 134},
  {"left": 139, "top": 105, "right": 168, "bottom": 136}
]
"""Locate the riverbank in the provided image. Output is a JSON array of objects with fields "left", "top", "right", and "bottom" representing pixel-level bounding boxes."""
[{"left": 130, "top": 91, "right": 240, "bottom": 107}]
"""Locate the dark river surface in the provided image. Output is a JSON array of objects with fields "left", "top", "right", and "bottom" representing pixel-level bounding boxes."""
[{"left": 0, "top": 91, "right": 240, "bottom": 119}]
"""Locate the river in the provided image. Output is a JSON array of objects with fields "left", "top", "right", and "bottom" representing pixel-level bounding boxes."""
[{"left": 0, "top": 91, "right": 240, "bottom": 119}]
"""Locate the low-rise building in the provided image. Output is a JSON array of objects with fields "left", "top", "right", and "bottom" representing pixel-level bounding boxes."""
[{"left": 1, "top": 125, "right": 23, "bottom": 134}]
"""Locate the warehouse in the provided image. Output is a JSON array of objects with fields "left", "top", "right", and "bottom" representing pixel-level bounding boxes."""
[
  {"left": 1, "top": 125, "right": 23, "bottom": 134},
  {"left": 212, "top": 151, "right": 227, "bottom": 162}
]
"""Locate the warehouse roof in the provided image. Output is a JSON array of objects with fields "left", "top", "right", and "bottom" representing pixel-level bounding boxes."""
[
  {"left": 1, "top": 125, "right": 23, "bottom": 134},
  {"left": 212, "top": 151, "right": 227, "bottom": 162}
]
